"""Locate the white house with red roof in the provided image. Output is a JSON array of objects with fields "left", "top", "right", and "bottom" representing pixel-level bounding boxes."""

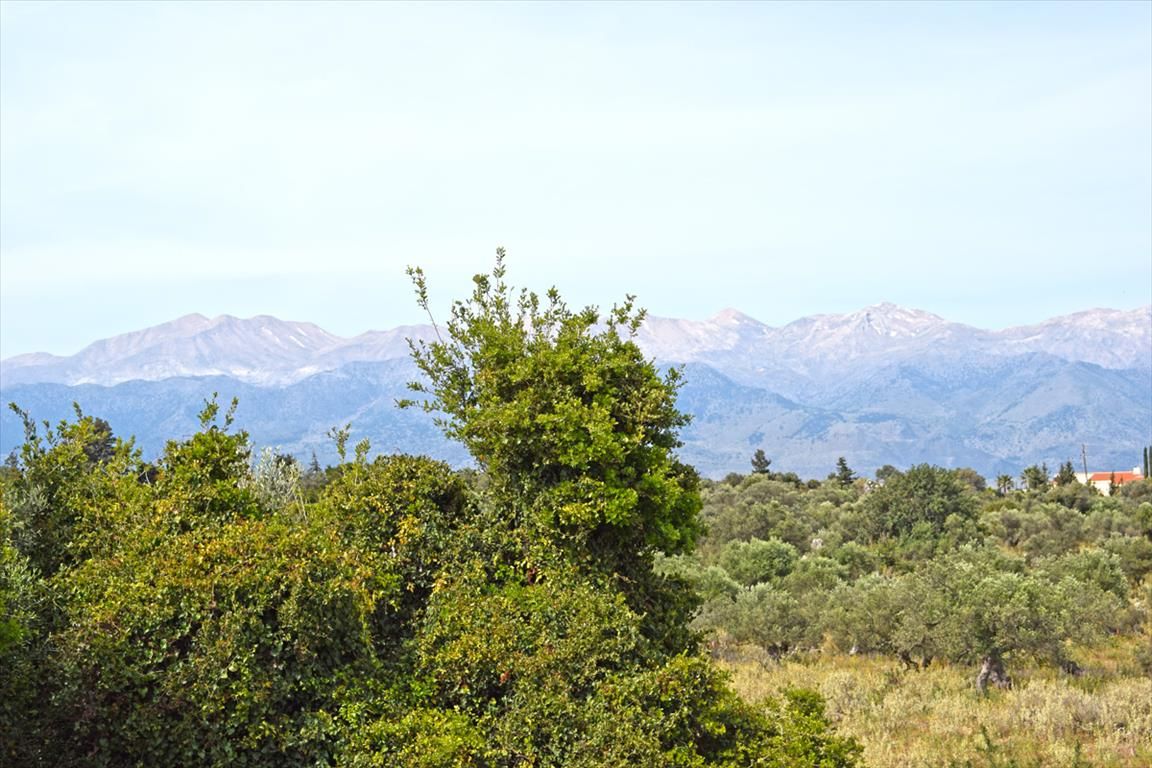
[{"left": 1075, "top": 468, "right": 1145, "bottom": 495}]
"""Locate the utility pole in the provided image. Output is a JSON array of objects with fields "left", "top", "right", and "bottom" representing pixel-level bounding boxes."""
[{"left": 1081, "top": 444, "right": 1089, "bottom": 481}]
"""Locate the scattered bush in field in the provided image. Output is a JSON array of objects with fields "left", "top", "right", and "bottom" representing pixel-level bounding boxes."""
[
  {"left": 700, "top": 583, "right": 816, "bottom": 658},
  {"left": 655, "top": 552, "right": 741, "bottom": 601},
  {"left": 825, "top": 575, "right": 906, "bottom": 657},
  {"left": 1099, "top": 535, "right": 1152, "bottom": 584},
  {"left": 1116, "top": 479, "right": 1152, "bottom": 504},
  {"left": 1035, "top": 549, "right": 1129, "bottom": 600},
  {"left": 830, "top": 541, "right": 879, "bottom": 580},
  {"left": 719, "top": 537, "right": 799, "bottom": 586},
  {"left": 863, "top": 464, "right": 979, "bottom": 542},
  {"left": 781, "top": 554, "right": 848, "bottom": 594}
]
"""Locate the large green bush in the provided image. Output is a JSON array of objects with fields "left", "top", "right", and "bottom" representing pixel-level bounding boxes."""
[{"left": 0, "top": 258, "right": 863, "bottom": 767}]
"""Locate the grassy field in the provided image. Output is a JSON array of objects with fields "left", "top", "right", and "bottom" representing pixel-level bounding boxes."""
[{"left": 719, "top": 637, "right": 1152, "bottom": 768}]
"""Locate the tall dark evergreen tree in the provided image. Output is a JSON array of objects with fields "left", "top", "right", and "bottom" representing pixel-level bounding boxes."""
[
  {"left": 1021, "top": 463, "right": 1049, "bottom": 492},
  {"left": 751, "top": 449, "right": 773, "bottom": 475},
  {"left": 833, "top": 457, "right": 856, "bottom": 486}
]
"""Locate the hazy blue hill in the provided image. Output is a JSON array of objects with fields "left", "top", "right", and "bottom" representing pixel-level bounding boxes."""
[
  {"left": 0, "top": 362, "right": 468, "bottom": 468},
  {"left": 3, "top": 356, "right": 1145, "bottom": 477},
  {"left": 2, "top": 306, "right": 1148, "bottom": 478}
]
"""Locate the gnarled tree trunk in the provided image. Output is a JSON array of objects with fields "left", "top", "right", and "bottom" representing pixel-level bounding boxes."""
[{"left": 975, "top": 653, "right": 1012, "bottom": 695}]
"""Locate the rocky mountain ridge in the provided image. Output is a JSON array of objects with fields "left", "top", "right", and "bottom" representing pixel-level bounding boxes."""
[
  {"left": 3, "top": 304, "right": 1149, "bottom": 389},
  {"left": 2, "top": 304, "right": 1148, "bottom": 479}
]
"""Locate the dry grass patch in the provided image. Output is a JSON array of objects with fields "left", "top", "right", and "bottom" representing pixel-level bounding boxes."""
[{"left": 721, "top": 644, "right": 1152, "bottom": 767}]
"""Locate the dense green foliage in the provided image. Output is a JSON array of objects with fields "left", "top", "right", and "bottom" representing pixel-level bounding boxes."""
[
  {"left": 670, "top": 460, "right": 1151, "bottom": 696},
  {"left": 404, "top": 253, "right": 702, "bottom": 596},
  {"left": 0, "top": 260, "right": 861, "bottom": 767}
]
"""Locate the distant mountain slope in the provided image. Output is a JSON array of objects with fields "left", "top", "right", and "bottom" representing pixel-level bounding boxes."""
[
  {"left": 2, "top": 359, "right": 1146, "bottom": 480},
  {"left": 1, "top": 314, "right": 345, "bottom": 387},
  {"left": 2, "top": 305, "right": 1148, "bottom": 478},
  {"left": 989, "top": 308, "right": 1152, "bottom": 370},
  {"left": 3, "top": 305, "right": 1148, "bottom": 388},
  {"left": 638, "top": 304, "right": 1151, "bottom": 397},
  {"left": 0, "top": 361, "right": 468, "bottom": 467}
]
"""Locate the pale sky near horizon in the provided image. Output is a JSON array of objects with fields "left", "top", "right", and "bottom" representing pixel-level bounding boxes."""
[{"left": 1, "top": 0, "right": 1150, "bottom": 358}]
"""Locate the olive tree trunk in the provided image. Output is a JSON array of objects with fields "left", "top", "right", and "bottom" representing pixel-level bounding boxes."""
[{"left": 975, "top": 653, "right": 1012, "bottom": 695}]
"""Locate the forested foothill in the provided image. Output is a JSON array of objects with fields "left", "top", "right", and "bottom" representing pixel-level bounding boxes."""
[{"left": 0, "top": 256, "right": 862, "bottom": 767}]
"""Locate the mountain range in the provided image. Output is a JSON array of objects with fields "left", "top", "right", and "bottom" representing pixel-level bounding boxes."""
[{"left": 2, "top": 304, "right": 1149, "bottom": 479}]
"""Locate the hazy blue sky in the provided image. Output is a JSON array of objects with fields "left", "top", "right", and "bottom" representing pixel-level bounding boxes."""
[{"left": 2, "top": 0, "right": 1149, "bottom": 357}]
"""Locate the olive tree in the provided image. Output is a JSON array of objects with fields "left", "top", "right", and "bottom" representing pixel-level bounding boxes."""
[
  {"left": 862, "top": 463, "right": 978, "bottom": 543},
  {"left": 904, "top": 549, "right": 1121, "bottom": 693}
]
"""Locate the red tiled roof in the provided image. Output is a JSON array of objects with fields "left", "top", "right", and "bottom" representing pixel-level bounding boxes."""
[{"left": 1088, "top": 471, "right": 1143, "bottom": 483}]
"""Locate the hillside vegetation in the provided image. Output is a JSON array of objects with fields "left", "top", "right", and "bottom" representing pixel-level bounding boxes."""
[{"left": 662, "top": 460, "right": 1152, "bottom": 766}]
